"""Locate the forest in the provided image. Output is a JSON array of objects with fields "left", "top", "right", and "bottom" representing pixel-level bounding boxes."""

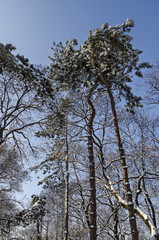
[{"left": 0, "top": 19, "right": 159, "bottom": 240}]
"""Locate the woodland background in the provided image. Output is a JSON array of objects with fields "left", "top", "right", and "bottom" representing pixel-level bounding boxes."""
[{"left": 0, "top": 1, "right": 159, "bottom": 240}]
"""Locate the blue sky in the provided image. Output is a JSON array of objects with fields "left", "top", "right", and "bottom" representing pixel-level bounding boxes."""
[
  {"left": 1, "top": 0, "right": 159, "bottom": 199},
  {"left": 0, "top": 0, "right": 159, "bottom": 66}
]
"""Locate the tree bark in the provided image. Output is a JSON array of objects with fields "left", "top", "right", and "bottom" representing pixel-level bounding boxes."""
[
  {"left": 113, "top": 209, "right": 119, "bottom": 240},
  {"left": 87, "top": 97, "right": 97, "bottom": 240},
  {"left": 98, "top": 69, "right": 139, "bottom": 240},
  {"left": 106, "top": 84, "right": 139, "bottom": 240},
  {"left": 36, "top": 219, "right": 41, "bottom": 240},
  {"left": 104, "top": 178, "right": 159, "bottom": 239},
  {"left": 45, "top": 221, "right": 49, "bottom": 240},
  {"left": 64, "top": 122, "right": 69, "bottom": 240}
]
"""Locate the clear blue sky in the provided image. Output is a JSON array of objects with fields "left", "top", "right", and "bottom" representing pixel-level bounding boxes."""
[
  {"left": 0, "top": 0, "right": 159, "bottom": 66},
  {"left": 1, "top": 0, "right": 159, "bottom": 199}
]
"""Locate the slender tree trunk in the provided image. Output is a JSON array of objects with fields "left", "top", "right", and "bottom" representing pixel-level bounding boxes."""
[
  {"left": 7, "top": 219, "right": 11, "bottom": 240},
  {"left": 37, "top": 219, "right": 41, "bottom": 240},
  {"left": 87, "top": 97, "right": 97, "bottom": 240},
  {"left": 73, "top": 161, "right": 91, "bottom": 229},
  {"left": 45, "top": 221, "right": 49, "bottom": 240},
  {"left": 114, "top": 210, "right": 119, "bottom": 240},
  {"left": 106, "top": 83, "right": 139, "bottom": 240},
  {"left": 142, "top": 179, "right": 159, "bottom": 240},
  {"left": 98, "top": 67, "right": 139, "bottom": 239},
  {"left": 64, "top": 122, "right": 69, "bottom": 240}
]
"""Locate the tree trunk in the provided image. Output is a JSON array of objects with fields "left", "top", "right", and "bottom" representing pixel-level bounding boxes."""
[
  {"left": 45, "top": 221, "right": 49, "bottom": 240},
  {"left": 106, "top": 84, "right": 139, "bottom": 240},
  {"left": 36, "top": 219, "right": 41, "bottom": 240},
  {"left": 98, "top": 67, "right": 138, "bottom": 239},
  {"left": 113, "top": 209, "right": 119, "bottom": 240},
  {"left": 64, "top": 122, "right": 69, "bottom": 240},
  {"left": 87, "top": 97, "right": 97, "bottom": 240}
]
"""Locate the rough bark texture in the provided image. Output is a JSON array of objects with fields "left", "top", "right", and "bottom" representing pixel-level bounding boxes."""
[{"left": 87, "top": 97, "right": 97, "bottom": 240}]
